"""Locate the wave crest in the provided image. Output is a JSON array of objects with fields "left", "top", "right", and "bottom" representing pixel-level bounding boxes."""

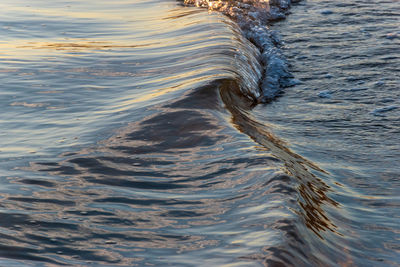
[{"left": 184, "top": 0, "right": 299, "bottom": 101}]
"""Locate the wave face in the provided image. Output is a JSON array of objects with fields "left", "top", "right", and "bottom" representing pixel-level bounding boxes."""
[{"left": 0, "top": 0, "right": 398, "bottom": 266}]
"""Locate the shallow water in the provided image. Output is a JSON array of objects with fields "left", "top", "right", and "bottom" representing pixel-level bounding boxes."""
[{"left": 0, "top": 0, "right": 399, "bottom": 266}]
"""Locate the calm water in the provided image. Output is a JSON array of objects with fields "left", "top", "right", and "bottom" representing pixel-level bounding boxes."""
[{"left": 0, "top": 0, "right": 399, "bottom": 266}]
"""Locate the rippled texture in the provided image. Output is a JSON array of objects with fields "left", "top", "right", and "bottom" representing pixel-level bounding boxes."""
[
  {"left": 0, "top": 0, "right": 298, "bottom": 265},
  {"left": 0, "top": 0, "right": 399, "bottom": 266},
  {"left": 254, "top": 0, "right": 400, "bottom": 265}
]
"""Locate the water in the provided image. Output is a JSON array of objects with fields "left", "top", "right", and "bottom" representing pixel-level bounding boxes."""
[{"left": 0, "top": 0, "right": 399, "bottom": 266}]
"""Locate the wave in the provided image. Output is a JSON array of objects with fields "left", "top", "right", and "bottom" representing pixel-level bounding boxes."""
[
  {"left": 183, "top": 0, "right": 300, "bottom": 102},
  {"left": 4, "top": 1, "right": 344, "bottom": 266},
  {"left": 182, "top": 0, "right": 341, "bottom": 242}
]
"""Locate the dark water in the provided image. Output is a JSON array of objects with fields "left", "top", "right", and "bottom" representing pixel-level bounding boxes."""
[{"left": 0, "top": 0, "right": 399, "bottom": 266}]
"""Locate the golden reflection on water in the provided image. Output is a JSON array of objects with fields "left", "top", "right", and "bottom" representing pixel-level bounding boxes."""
[
  {"left": 101, "top": 74, "right": 232, "bottom": 114},
  {"left": 0, "top": 40, "right": 155, "bottom": 58},
  {"left": 0, "top": 1, "right": 166, "bottom": 21},
  {"left": 18, "top": 41, "right": 152, "bottom": 50},
  {"left": 0, "top": 0, "right": 210, "bottom": 59}
]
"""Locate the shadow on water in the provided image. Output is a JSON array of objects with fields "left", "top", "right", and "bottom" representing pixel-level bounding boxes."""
[{"left": 4, "top": 78, "right": 342, "bottom": 266}]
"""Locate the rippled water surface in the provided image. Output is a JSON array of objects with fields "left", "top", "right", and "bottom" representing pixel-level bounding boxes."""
[
  {"left": 256, "top": 0, "right": 400, "bottom": 265},
  {"left": 0, "top": 0, "right": 399, "bottom": 266}
]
